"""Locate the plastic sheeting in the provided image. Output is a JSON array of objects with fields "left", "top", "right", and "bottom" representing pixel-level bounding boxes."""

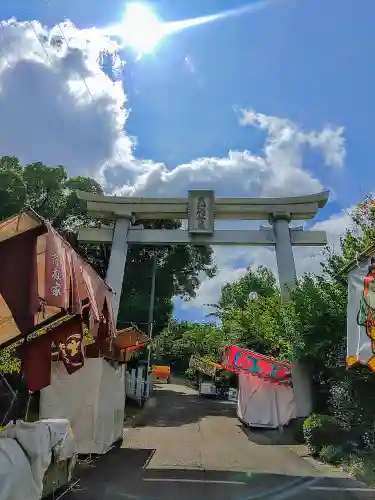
[
  {"left": 1, "top": 421, "right": 55, "bottom": 495},
  {"left": 40, "top": 358, "right": 125, "bottom": 454},
  {"left": 39, "top": 418, "right": 76, "bottom": 461},
  {"left": 237, "top": 372, "right": 296, "bottom": 428},
  {"left": 0, "top": 438, "right": 41, "bottom": 500},
  {"left": 0, "top": 419, "right": 73, "bottom": 500}
]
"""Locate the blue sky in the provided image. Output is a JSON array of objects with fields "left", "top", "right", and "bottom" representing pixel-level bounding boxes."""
[{"left": 0, "top": 0, "right": 374, "bottom": 321}]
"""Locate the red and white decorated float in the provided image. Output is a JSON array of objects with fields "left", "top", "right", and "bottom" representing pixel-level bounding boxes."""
[{"left": 221, "top": 345, "right": 296, "bottom": 429}]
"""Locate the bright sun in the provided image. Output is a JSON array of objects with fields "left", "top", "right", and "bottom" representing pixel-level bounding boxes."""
[{"left": 121, "top": 3, "right": 165, "bottom": 54}]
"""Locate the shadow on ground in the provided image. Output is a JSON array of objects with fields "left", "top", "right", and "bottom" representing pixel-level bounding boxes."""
[
  {"left": 68, "top": 446, "right": 372, "bottom": 500},
  {"left": 136, "top": 385, "right": 297, "bottom": 447},
  {"left": 135, "top": 385, "right": 237, "bottom": 428},
  {"left": 239, "top": 423, "right": 299, "bottom": 446}
]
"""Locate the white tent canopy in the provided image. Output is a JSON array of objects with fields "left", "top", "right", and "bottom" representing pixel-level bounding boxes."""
[
  {"left": 237, "top": 372, "right": 296, "bottom": 429},
  {"left": 40, "top": 358, "right": 125, "bottom": 455}
]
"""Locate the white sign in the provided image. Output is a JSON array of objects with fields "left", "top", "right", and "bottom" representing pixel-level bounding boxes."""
[
  {"left": 188, "top": 190, "right": 215, "bottom": 234},
  {"left": 199, "top": 382, "right": 216, "bottom": 396}
]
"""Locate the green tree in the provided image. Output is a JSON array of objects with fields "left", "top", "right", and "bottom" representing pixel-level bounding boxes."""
[
  {"left": 153, "top": 320, "right": 224, "bottom": 364},
  {"left": 206, "top": 266, "right": 291, "bottom": 359},
  {"left": 153, "top": 267, "right": 292, "bottom": 378},
  {"left": 152, "top": 319, "right": 230, "bottom": 379},
  {"left": 117, "top": 221, "right": 216, "bottom": 333},
  {"left": 208, "top": 265, "right": 277, "bottom": 317},
  {"left": 322, "top": 195, "right": 375, "bottom": 283},
  {"left": 180, "top": 322, "right": 224, "bottom": 358},
  {"left": 279, "top": 275, "right": 347, "bottom": 411},
  {"left": 318, "top": 195, "right": 375, "bottom": 447},
  {"left": 0, "top": 156, "right": 103, "bottom": 224},
  {"left": 0, "top": 156, "right": 27, "bottom": 219}
]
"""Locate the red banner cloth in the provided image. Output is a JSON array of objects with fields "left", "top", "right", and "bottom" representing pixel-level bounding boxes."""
[
  {"left": 221, "top": 345, "right": 293, "bottom": 384},
  {"left": 0, "top": 227, "right": 40, "bottom": 333},
  {"left": 44, "top": 224, "right": 116, "bottom": 341},
  {"left": 22, "top": 333, "right": 52, "bottom": 393},
  {"left": 53, "top": 317, "right": 85, "bottom": 375},
  {"left": 23, "top": 317, "right": 85, "bottom": 392},
  {"left": 44, "top": 229, "right": 69, "bottom": 309}
]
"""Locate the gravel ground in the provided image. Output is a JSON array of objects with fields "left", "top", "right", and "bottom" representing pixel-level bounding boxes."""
[{"left": 68, "top": 383, "right": 374, "bottom": 500}]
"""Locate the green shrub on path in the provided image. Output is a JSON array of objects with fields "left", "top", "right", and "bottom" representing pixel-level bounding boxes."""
[
  {"left": 303, "top": 413, "right": 348, "bottom": 456},
  {"left": 319, "top": 444, "right": 346, "bottom": 465},
  {"left": 344, "top": 453, "right": 375, "bottom": 487}
]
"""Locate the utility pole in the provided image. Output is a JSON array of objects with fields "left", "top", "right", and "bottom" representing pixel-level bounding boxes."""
[{"left": 147, "top": 250, "right": 157, "bottom": 373}]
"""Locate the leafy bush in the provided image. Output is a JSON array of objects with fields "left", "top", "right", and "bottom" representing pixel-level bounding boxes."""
[
  {"left": 344, "top": 453, "right": 375, "bottom": 486},
  {"left": 184, "top": 367, "right": 198, "bottom": 388},
  {"left": 0, "top": 344, "right": 21, "bottom": 373},
  {"left": 303, "top": 413, "right": 347, "bottom": 455},
  {"left": 330, "top": 374, "right": 375, "bottom": 451},
  {"left": 215, "top": 370, "right": 237, "bottom": 389},
  {"left": 319, "top": 444, "right": 346, "bottom": 465}
]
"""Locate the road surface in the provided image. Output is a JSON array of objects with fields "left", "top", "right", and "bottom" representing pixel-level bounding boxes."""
[{"left": 71, "top": 383, "right": 373, "bottom": 500}]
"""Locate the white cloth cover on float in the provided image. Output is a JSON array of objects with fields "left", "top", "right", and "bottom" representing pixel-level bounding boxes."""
[
  {"left": 40, "top": 358, "right": 125, "bottom": 454},
  {"left": 39, "top": 418, "right": 76, "bottom": 461},
  {"left": 0, "top": 437, "right": 40, "bottom": 500},
  {"left": 237, "top": 372, "right": 296, "bottom": 428},
  {"left": 0, "top": 419, "right": 74, "bottom": 500}
]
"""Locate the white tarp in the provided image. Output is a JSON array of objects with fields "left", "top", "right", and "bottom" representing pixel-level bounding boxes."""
[
  {"left": 40, "top": 358, "right": 125, "bottom": 454},
  {"left": 39, "top": 418, "right": 76, "bottom": 461},
  {"left": 347, "top": 256, "right": 375, "bottom": 370},
  {"left": 0, "top": 438, "right": 40, "bottom": 500},
  {"left": 1, "top": 421, "right": 55, "bottom": 496},
  {"left": 237, "top": 373, "right": 295, "bottom": 428},
  {"left": 0, "top": 419, "right": 73, "bottom": 500}
]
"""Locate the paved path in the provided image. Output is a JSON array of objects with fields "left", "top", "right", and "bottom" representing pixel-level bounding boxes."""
[{"left": 70, "top": 383, "right": 373, "bottom": 500}]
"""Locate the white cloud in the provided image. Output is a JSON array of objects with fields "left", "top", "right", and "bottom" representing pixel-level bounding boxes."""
[
  {"left": 238, "top": 108, "right": 346, "bottom": 170},
  {"left": 0, "top": 19, "right": 345, "bottom": 200},
  {"left": 0, "top": 19, "right": 135, "bottom": 179},
  {"left": 114, "top": 106, "right": 345, "bottom": 197},
  {"left": 0, "top": 19, "right": 349, "bottom": 316}
]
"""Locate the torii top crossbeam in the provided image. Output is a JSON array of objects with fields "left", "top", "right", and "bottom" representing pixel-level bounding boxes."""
[
  {"left": 77, "top": 190, "right": 329, "bottom": 221},
  {"left": 76, "top": 188, "right": 329, "bottom": 308}
]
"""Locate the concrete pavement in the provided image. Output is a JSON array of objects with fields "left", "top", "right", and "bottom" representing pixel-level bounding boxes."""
[{"left": 70, "top": 382, "right": 374, "bottom": 500}]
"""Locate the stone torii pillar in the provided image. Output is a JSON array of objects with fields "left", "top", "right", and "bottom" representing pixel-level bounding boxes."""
[
  {"left": 270, "top": 213, "right": 298, "bottom": 300},
  {"left": 105, "top": 215, "right": 132, "bottom": 322},
  {"left": 270, "top": 212, "right": 311, "bottom": 418}
]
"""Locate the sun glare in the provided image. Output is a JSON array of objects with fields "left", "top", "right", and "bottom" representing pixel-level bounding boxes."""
[{"left": 121, "top": 3, "right": 165, "bottom": 55}]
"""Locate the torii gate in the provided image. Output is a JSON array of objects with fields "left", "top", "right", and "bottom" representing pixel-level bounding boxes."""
[{"left": 77, "top": 189, "right": 329, "bottom": 417}]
